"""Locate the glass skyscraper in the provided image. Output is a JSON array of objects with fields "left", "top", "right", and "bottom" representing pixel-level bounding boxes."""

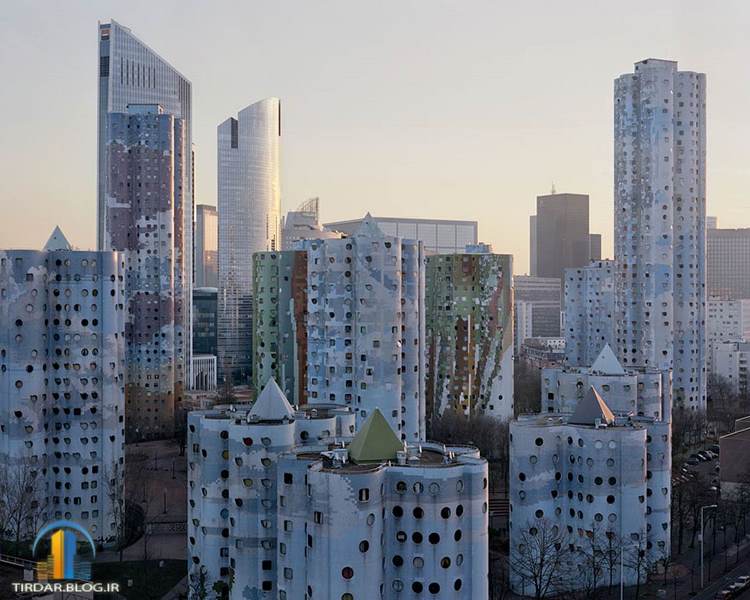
[{"left": 217, "top": 98, "right": 281, "bottom": 384}]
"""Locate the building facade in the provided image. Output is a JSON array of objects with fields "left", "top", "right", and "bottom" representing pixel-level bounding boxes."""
[
  {"left": 217, "top": 98, "right": 281, "bottom": 385},
  {"left": 713, "top": 340, "right": 750, "bottom": 395},
  {"left": 515, "top": 300, "right": 533, "bottom": 356},
  {"left": 0, "top": 229, "right": 125, "bottom": 543},
  {"left": 614, "top": 58, "right": 707, "bottom": 411},
  {"left": 304, "top": 216, "right": 426, "bottom": 441},
  {"left": 97, "top": 19, "right": 193, "bottom": 388},
  {"left": 193, "top": 287, "right": 218, "bottom": 357},
  {"left": 510, "top": 390, "right": 671, "bottom": 594},
  {"left": 563, "top": 260, "right": 615, "bottom": 367},
  {"left": 533, "top": 192, "right": 591, "bottom": 282},
  {"left": 707, "top": 228, "right": 750, "bottom": 299},
  {"left": 253, "top": 251, "right": 308, "bottom": 406},
  {"left": 589, "top": 234, "right": 602, "bottom": 262},
  {"left": 277, "top": 412, "right": 488, "bottom": 600},
  {"left": 192, "top": 355, "right": 217, "bottom": 392},
  {"left": 187, "top": 380, "right": 355, "bottom": 598},
  {"left": 513, "top": 275, "right": 561, "bottom": 338},
  {"left": 425, "top": 253, "right": 514, "bottom": 419},
  {"left": 105, "top": 104, "right": 187, "bottom": 439},
  {"left": 281, "top": 197, "right": 343, "bottom": 250},
  {"left": 195, "top": 205, "right": 218, "bottom": 288},
  {"left": 707, "top": 297, "right": 750, "bottom": 373},
  {"left": 324, "top": 216, "right": 477, "bottom": 255}
]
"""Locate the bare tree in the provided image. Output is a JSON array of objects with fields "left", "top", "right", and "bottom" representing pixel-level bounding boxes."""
[
  {"left": 0, "top": 458, "right": 45, "bottom": 548},
  {"left": 623, "top": 540, "right": 649, "bottom": 600},
  {"left": 510, "top": 518, "right": 570, "bottom": 599},
  {"left": 574, "top": 524, "right": 608, "bottom": 598},
  {"left": 513, "top": 357, "right": 541, "bottom": 416},
  {"left": 601, "top": 529, "right": 622, "bottom": 592}
]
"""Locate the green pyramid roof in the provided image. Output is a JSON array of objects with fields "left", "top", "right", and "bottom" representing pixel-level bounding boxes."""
[{"left": 348, "top": 409, "right": 404, "bottom": 463}]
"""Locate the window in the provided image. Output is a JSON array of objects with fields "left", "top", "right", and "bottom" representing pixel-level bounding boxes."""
[{"left": 358, "top": 488, "right": 369, "bottom": 502}]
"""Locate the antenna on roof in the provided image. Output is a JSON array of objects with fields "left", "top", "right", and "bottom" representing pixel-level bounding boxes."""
[{"left": 551, "top": 182, "right": 556, "bottom": 194}]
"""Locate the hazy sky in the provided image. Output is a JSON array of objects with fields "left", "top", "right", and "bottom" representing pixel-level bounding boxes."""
[{"left": 1, "top": 1, "right": 749, "bottom": 273}]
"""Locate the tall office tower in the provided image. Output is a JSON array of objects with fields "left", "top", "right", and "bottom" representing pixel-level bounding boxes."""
[
  {"left": 509, "top": 386, "right": 671, "bottom": 594},
  {"left": 513, "top": 275, "right": 561, "bottom": 337},
  {"left": 281, "top": 198, "right": 343, "bottom": 250},
  {"left": 532, "top": 192, "right": 590, "bottom": 281},
  {"left": 589, "top": 233, "right": 602, "bottom": 261},
  {"left": 0, "top": 228, "right": 125, "bottom": 543},
  {"left": 563, "top": 260, "right": 615, "bottom": 366},
  {"left": 277, "top": 411, "right": 489, "bottom": 600},
  {"left": 195, "top": 205, "right": 218, "bottom": 288},
  {"left": 98, "top": 20, "right": 193, "bottom": 386},
  {"left": 324, "top": 216, "right": 477, "bottom": 255},
  {"left": 106, "top": 104, "right": 187, "bottom": 439},
  {"left": 529, "top": 215, "right": 538, "bottom": 276},
  {"left": 187, "top": 380, "right": 356, "bottom": 599},
  {"left": 707, "top": 228, "right": 750, "bottom": 298},
  {"left": 707, "top": 297, "right": 750, "bottom": 373},
  {"left": 217, "top": 98, "right": 281, "bottom": 384},
  {"left": 425, "top": 253, "right": 514, "bottom": 419},
  {"left": 304, "top": 216, "right": 426, "bottom": 441},
  {"left": 614, "top": 59, "right": 707, "bottom": 410},
  {"left": 253, "top": 251, "right": 308, "bottom": 406}
]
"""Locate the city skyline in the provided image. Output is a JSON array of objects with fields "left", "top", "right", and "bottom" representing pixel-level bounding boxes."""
[{"left": 3, "top": 2, "right": 750, "bottom": 273}]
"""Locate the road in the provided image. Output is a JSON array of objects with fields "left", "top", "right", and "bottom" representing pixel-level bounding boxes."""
[{"left": 692, "top": 555, "right": 750, "bottom": 600}]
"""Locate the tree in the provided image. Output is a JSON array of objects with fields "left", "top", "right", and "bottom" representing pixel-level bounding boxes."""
[
  {"left": 0, "top": 458, "right": 45, "bottom": 548},
  {"left": 189, "top": 566, "right": 210, "bottom": 600},
  {"left": 574, "top": 524, "right": 608, "bottom": 598},
  {"left": 513, "top": 357, "right": 541, "bottom": 416},
  {"left": 510, "top": 518, "right": 570, "bottom": 599},
  {"left": 602, "top": 530, "right": 622, "bottom": 592}
]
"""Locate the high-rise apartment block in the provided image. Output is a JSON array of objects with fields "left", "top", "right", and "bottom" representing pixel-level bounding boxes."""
[
  {"left": 707, "top": 228, "right": 750, "bottom": 299},
  {"left": 713, "top": 341, "right": 750, "bottom": 395},
  {"left": 253, "top": 251, "right": 308, "bottom": 406},
  {"left": 513, "top": 275, "right": 561, "bottom": 338},
  {"left": 195, "top": 205, "right": 218, "bottom": 288},
  {"left": 98, "top": 20, "right": 193, "bottom": 402},
  {"left": 425, "top": 253, "right": 514, "bottom": 419},
  {"left": 281, "top": 198, "right": 343, "bottom": 250},
  {"left": 614, "top": 59, "right": 706, "bottom": 410},
  {"left": 707, "top": 297, "right": 750, "bottom": 373},
  {"left": 324, "top": 216, "right": 477, "bottom": 255},
  {"left": 217, "top": 98, "right": 281, "bottom": 384},
  {"left": 0, "top": 229, "right": 125, "bottom": 543},
  {"left": 510, "top": 386, "right": 671, "bottom": 594},
  {"left": 532, "top": 193, "right": 591, "bottom": 282},
  {"left": 563, "top": 260, "right": 615, "bottom": 367},
  {"left": 303, "top": 216, "right": 426, "bottom": 441},
  {"left": 105, "top": 104, "right": 187, "bottom": 439}
]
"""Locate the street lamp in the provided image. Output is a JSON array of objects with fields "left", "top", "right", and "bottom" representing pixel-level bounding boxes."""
[{"left": 700, "top": 504, "right": 718, "bottom": 588}]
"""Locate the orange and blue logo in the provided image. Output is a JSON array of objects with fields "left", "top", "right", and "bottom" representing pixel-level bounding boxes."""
[{"left": 32, "top": 520, "right": 95, "bottom": 581}]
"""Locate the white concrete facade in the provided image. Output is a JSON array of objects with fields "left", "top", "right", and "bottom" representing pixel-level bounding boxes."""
[
  {"left": 276, "top": 443, "right": 488, "bottom": 600},
  {"left": 192, "top": 354, "right": 217, "bottom": 391},
  {"left": 564, "top": 260, "right": 615, "bottom": 367},
  {"left": 0, "top": 231, "right": 126, "bottom": 543},
  {"left": 713, "top": 340, "right": 750, "bottom": 395},
  {"left": 510, "top": 408, "right": 671, "bottom": 594},
  {"left": 614, "top": 59, "right": 707, "bottom": 411},
  {"left": 303, "top": 216, "right": 427, "bottom": 441}
]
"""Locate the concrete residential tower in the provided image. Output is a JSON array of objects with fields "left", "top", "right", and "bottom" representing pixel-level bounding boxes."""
[
  {"left": 0, "top": 229, "right": 126, "bottom": 543},
  {"left": 303, "top": 216, "right": 426, "bottom": 441},
  {"left": 614, "top": 59, "right": 707, "bottom": 410},
  {"left": 217, "top": 98, "right": 281, "bottom": 384}
]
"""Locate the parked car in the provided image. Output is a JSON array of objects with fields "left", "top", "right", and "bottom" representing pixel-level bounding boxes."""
[
  {"left": 686, "top": 457, "right": 700, "bottom": 466},
  {"left": 698, "top": 451, "right": 712, "bottom": 461},
  {"left": 715, "top": 464, "right": 721, "bottom": 472},
  {"left": 735, "top": 575, "right": 750, "bottom": 589},
  {"left": 709, "top": 444, "right": 721, "bottom": 453},
  {"left": 714, "top": 590, "right": 733, "bottom": 599}
]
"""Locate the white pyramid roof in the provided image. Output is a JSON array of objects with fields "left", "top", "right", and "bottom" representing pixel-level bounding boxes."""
[
  {"left": 590, "top": 344, "right": 625, "bottom": 375},
  {"left": 249, "top": 378, "right": 295, "bottom": 421},
  {"left": 353, "top": 213, "right": 386, "bottom": 239},
  {"left": 43, "top": 226, "right": 72, "bottom": 251}
]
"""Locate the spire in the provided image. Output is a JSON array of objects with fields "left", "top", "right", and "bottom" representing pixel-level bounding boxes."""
[
  {"left": 248, "top": 378, "right": 295, "bottom": 421},
  {"left": 348, "top": 409, "right": 403, "bottom": 463},
  {"left": 43, "top": 226, "right": 72, "bottom": 251},
  {"left": 353, "top": 213, "right": 385, "bottom": 239},
  {"left": 590, "top": 343, "right": 625, "bottom": 375},
  {"left": 569, "top": 386, "right": 615, "bottom": 426}
]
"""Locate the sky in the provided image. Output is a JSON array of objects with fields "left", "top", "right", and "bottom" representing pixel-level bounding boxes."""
[{"left": 1, "top": 1, "right": 749, "bottom": 273}]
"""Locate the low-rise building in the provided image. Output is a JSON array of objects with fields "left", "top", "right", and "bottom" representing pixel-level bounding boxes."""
[
  {"left": 510, "top": 388, "right": 671, "bottom": 594},
  {"left": 720, "top": 423, "right": 750, "bottom": 498}
]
